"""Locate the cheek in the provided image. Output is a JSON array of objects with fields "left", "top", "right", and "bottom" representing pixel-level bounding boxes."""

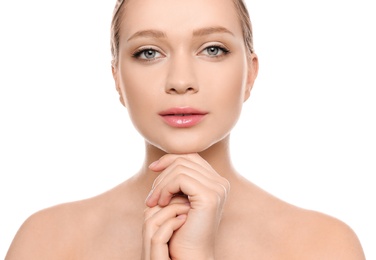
[
  {"left": 119, "top": 66, "right": 161, "bottom": 135},
  {"left": 121, "top": 63, "right": 162, "bottom": 112},
  {"left": 200, "top": 56, "right": 247, "bottom": 129},
  {"left": 199, "top": 55, "right": 247, "bottom": 107}
]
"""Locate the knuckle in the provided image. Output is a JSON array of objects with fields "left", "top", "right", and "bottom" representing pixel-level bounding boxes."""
[
  {"left": 173, "top": 157, "right": 187, "bottom": 166},
  {"left": 216, "top": 186, "right": 226, "bottom": 199},
  {"left": 143, "top": 205, "right": 162, "bottom": 219},
  {"left": 203, "top": 188, "right": 227, "bottom": 209},
  {"left": 220, "top": 176, "right": 230, "bottom": 188},
  {"left": 143, "top": 208, "right": 155, "bottom": 220},
  {"left": 224, "top": 178, "right": 231, "bottom": 190},
  {"left": 173, "top": 164, "right": 186, "bottom": 173},
  {"left": 143, "top": 217, "right": 154, "bottom": 227},
  {"left": 176, "top": 172, "right": 189, "bottom": 181},
  {"left": 151, "top": 234, "right": 164, "bottom": 245},
  {"left": 143, "top": 208, "right": 150, "bottom": 219},
  {"left": 219, "top": 177, "right": 230, "bottom": 194},
  {"left": 201, "top": 190, "right": 221, "bottom": 205}
]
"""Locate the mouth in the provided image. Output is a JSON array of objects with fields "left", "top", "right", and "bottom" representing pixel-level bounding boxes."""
[
  {"left": 163, "top": 113, "right": 201, "bottom": 116},
  {"left": 159, "top": 107, "right": 208, "bottom": 128},
  {"left": 159, "top": 107, "right": 207, "bottom": 116}
]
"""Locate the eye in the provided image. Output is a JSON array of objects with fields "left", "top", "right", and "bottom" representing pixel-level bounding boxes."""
[
  {"left": 132, "top": 48, "right": 163, "bottom": 60},
  {"left": 201, "top": 45, "right": 230, "bottom": 57}
]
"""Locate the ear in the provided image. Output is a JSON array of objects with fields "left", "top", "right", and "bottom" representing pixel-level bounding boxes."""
[
  {"left": 243, "top": 53, "right": 259, "bottom": 102},
  {"left": 112, "top": 65, "right": 126, "bottom": 107}
]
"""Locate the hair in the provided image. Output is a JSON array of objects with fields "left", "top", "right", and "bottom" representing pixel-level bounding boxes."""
[{"left": 110, "top": 0, "right": 254, "bottom": 67}]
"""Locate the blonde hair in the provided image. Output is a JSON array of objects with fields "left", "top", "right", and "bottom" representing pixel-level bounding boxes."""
[{"left": 110, "top": 0, "right": 254, "bottom": 67}]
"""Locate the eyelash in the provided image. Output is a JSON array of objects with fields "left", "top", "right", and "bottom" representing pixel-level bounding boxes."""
[
  {"left": 201, "top": 45, "right": 230, "bottom": 58},
  {"left": 132, "top": 47, "right": 162, "bottom": 62},
  {"left": 131, "top": 44, "right": 230, "bottom": 62}
]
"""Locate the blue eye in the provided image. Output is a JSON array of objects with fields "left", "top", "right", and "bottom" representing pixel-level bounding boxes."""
[
  {"left": 143, "top": 49, "right": 157, "bottom": 59},
  {"left": 207, "top": 46, "right": 220, "bottom": 55},
  {"left": 133, "top": 48, "right": 162, "bottom": 60},
  {"left": 201, "top": 45, "right": 230, "bottom": 57}
]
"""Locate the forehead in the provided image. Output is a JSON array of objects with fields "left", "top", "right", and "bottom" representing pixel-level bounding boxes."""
[{"left": 120, "top": 0, "right": 242, "bottom": 40}]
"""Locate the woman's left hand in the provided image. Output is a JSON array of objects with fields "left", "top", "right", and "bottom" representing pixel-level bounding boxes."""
[
  {"left": 142, "top": 196, "right": 190, "bottom": 260},
  {"left": 146, "top": 153, "right": 230, "bottom": 259}
]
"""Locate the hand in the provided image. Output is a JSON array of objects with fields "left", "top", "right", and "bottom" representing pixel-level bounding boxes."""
[
  {"left": 142, "top": 196, "right": 190, "bottom": 260},
  {"left": 146, "top": 153, "right": 230, "bottom": 259}
]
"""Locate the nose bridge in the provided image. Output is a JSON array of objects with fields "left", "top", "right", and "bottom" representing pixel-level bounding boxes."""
[{"left": 165, "top": 51, "right": 197, "bottom": 94}]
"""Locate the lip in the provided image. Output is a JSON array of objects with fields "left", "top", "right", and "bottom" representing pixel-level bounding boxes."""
[{"left": 159, "top": 107, "right": 208, "bottom": 128}]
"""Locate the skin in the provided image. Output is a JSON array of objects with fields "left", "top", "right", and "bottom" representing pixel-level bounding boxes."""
[{"left": 6, "top": 0, "right": 365, "bottom": 259}]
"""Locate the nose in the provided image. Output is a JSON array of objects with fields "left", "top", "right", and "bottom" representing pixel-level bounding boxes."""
[{"left": 165, "top": 55, "right": 198, "bottom": 95}]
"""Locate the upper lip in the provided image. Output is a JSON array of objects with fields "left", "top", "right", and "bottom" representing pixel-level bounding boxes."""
[{"left": 159, "top": 107, "right": 208, "bottom": 116}]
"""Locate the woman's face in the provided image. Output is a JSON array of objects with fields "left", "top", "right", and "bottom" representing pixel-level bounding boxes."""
[{"left": 113, "top": 0, "right": 258, "bottom": 154}]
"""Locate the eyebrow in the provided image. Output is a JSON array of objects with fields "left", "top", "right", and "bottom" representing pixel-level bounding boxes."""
[
  {"left": 127, "top": 30, "right": 167, "bottom": 42},
  {"left": 127, "top": 26, "right": 234, "bottom": 42},
  {"left": 192, "top": 26, "right": 234, "bottom": 37}
]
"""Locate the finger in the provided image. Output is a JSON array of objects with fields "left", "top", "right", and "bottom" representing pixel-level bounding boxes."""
[
  {"left": 147, "top": 168, "right": 229, "bottom": 208},
  {"left": 142, "top": 206, "right": 163, "bottom": 260},
  {"left": 148, "top": 154, "right": 229, "bottom": 203},
  {"left": 144, "top": 205, "right": 163, "bottom": 221},
  {"left": 150, "top": 214, "right": 187, "bottom": 260},
  {"left": 152, "top": 158, "right": 216, "bottom": 190},
  {"left": 150, "top": 174, "right": 227, "bottom": 209},
  {"left": 170, "top": 194, "right": 190, "bottom": 205},
  {"left": 143, "top": 204, "right": 189, "bottom": 260},
  {"left": 143, "top": 203, "right": 190, "bottom": 235},
  {"left": 145, "top": 194, "right": 190, "bottom": 209},
  {"left": 149, "top": 153, "right": 213, "bottom": 174}
]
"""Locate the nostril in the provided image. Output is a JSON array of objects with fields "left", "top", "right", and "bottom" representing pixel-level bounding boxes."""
[
  {"left": 168, "top": 88, "right": 177, "bottom": 93},
  {"left": 165, "top": 84, "right": 197, "bottom": 94}
]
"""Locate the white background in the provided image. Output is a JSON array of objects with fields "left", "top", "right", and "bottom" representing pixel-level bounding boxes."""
[{"left": 0, "top": 0, "right": 375, "bottom": 258}]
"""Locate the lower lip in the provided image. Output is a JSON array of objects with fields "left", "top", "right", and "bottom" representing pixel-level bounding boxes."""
[{"left": 160, "top": 114, "right": 206, "bottom": 128}]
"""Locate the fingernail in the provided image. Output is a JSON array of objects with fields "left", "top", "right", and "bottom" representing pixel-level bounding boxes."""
[{"left": 148, "top": 160, "right": 159, "bottom": 168}]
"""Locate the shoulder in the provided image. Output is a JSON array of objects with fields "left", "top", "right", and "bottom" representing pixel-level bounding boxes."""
[
  {"left": 5, "top": 201, "right": 86, "bottom": 259},
  {"left": 234, "top": 180, "right": 365, "bottom": 259},
  {"left": 5, "top": 179, "right": 141, "bottom": 260},
  {"left": 285, "top": 208, "right": 366, "bottom": 259}
]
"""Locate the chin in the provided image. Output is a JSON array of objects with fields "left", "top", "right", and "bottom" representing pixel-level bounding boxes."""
[
  {"left": 147, "top": 135, "right": 225, "bottom": 155},
  {"left": 154, "top": 143, "right": 208, "bottom": 155}
]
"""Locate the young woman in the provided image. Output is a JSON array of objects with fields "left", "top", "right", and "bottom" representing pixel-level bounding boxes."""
[{"left": 6, "top": 0, "right": 365, "bottom": 259}]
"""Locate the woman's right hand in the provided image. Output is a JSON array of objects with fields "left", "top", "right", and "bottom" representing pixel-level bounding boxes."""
[
  {"left": 145, "top": 153, "right": 230, "bottom": 259},
  {"left": 141, "top": 196, "right": 190, "bottom": 260}
]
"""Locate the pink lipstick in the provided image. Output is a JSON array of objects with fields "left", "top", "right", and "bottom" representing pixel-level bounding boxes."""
[{"left": 159, "top": 107, "right": 207, "bottom": 128}]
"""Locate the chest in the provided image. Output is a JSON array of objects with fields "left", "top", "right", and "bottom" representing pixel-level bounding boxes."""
[
  {"left": 75, "top": 206, "right": 298, "bottom": 260},
  {"left": 79, "top": 224, "right": 290, "bottom": 259}
]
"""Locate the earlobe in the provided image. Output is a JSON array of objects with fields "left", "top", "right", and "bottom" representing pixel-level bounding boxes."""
[
  {"left": 112, "top": 65, "right": 126, "bottom": 107},
  {"left": 243, "top": 53, "right": 259, "bottom": 102}
]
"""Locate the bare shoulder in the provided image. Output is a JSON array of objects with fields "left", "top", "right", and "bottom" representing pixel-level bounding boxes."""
[
  {"left": 254, "top": 185, "right": 365, "bottom": 259},
  {"left": 290, "top": 208, "right": 366, "bottom": 259},
  {"left": 228, "top": 178, "right": 366, "bottom": 259},
  {"left": 5, "top": 200, "right": 86, "bottom": 259},
  {"left": 5, "top": 178, "right": 143, "bottom": 260}
]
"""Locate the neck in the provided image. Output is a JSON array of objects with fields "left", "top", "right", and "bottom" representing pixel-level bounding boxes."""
[{"left": 135, "top": 135, "right": 239, "bottom": 188}]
